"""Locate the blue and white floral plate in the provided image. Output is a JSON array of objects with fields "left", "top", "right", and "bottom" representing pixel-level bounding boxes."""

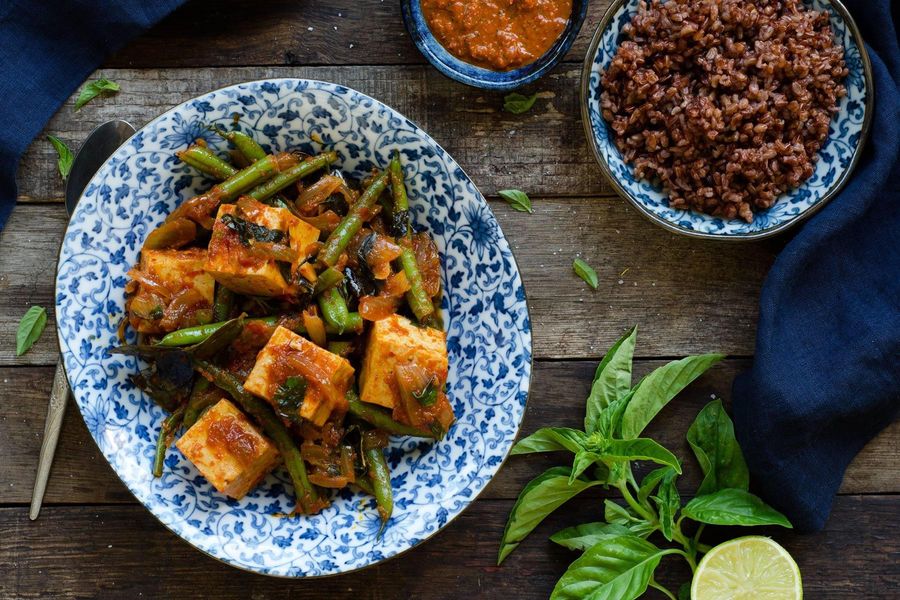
[
  {"left": 581, "top": 0, "right": 873, "bottom": 240},
  {"left": 55, "top": 79, "right": 532, "bottom": 576}
]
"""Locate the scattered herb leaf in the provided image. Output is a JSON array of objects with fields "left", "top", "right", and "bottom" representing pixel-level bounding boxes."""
[
  {"left": 47, "top": 136, "right": 74, "bottom": 179},
  {"left": 16, "top": 306, "right": 47, "bottom": 356},
  {"left": 273, "top": 375, "right": 307, "bottom": 424},
  {"left": 573, "top": 258, "right": 599, "bottom": 289},
  {"left": 503, "top": 92, "right": 538, "bottom": 114},
  {"left": 74, "top": 78, "right": 120, "bottom": 111},
  {"left": 221, "top": 213, "right": 285, "bottom": 246},
  {"left": 498, "top": 189, "right": 533, "bottom": 213}
]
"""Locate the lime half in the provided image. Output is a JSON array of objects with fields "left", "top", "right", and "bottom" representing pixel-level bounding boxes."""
[{"left": 692, "top": 536, "right": 802, "bottom": 600}]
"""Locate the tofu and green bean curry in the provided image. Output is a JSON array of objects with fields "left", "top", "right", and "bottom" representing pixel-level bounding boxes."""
[{"left": 114, "top": 128, "right": 453, "bottom": 521}]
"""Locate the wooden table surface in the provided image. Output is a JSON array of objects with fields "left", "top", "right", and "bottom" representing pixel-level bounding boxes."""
[{"left": 2, "top": 1, "right": 898, "bottom": 598}]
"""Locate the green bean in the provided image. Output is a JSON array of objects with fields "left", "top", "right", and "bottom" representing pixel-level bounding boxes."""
[
  {"left": 313, "top": 267, "right": 344, "bottom": 296},
  {"left": 229, "top": 131, "right": 267, "bottom": 162},
  {"left": 247, "top": 152, "right": 338, "bottom": 202},
  {"left": 343, "top": 312, "right": 363, "bottom": 334},
  {"left": 215, "top": 153, "right": 298, "bottom": 201},
  {"left": 319, "top": 171, "right": 390, "bottom": 266},
  {"left": 156, "top": 314, "right": 359, "bottom": 347},
  {"left": 157, "top": 316, "right": 279, "bottom": 346},
  {"left": 389, "top": 151, "right": 409, "bottom": 214},
  {"left": 347, "top": 391, "right": 436, "bottom": 438},
  {"left": 365, "top": 446, "right": 393, "bottom": 524},
  {"left": 327, "top": 340, "right": 353, "bottom": 357},
  {"left": 318, "top": 288, "right": 349, "bottom": 333},
  {"left": 183, "top": 378, "right": 215, "bottom": 429},
  {"left": 399, "top": 248, "right": 434, "bottom": 321},
  {"left": 177, "top": 145, "right": 238, "bottom": 180},
  {"left": 195, "top": 360, "right": 323, "bottom": 514},
  {"left": 389, "top": 152, "right": 434, "bottom": 321},
  {"left": 152, "top": 405, "right": 186, "bottom": 477},
  {"left": 212, "top": 285, "right": 235, "bottom": 322},
  {"left": 353, "top": 475, "right": 375, "bottom": 496}
]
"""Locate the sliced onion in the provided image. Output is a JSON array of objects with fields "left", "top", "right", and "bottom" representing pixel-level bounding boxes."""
[
  {"left": 127, "top": 268, "right": 171, "bottom": 300},
  {"left": 358, "top": 295, "right": 400, "bottom": 322},
  {"left": 412, "top": 233, "right": 441, "bottom": 297},
  {"left": 381, "top": 271, "right": 410, "bottom": 298},
  {"left": 296, "top": 175, "right": 343, "bottom": 213},
  {"left": 299, "top": 210, "right": 341, "bottom": 232},
  {"left": 302, "top": 307, "right": 327, "bottom": 347}
]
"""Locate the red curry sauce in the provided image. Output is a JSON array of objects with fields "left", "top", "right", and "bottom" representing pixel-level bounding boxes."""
[{"left": 421, "top": 0, "right": 572, "bottom": 71}]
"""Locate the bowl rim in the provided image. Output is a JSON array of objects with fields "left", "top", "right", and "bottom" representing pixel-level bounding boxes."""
[
  {"left": 579, "top": 0, "right": 875, "bottom": 241},
  {"left": 401, "top": 0, "right": 589, "bottom": 91},
  {"left": 54, "top": 77, "right": 535, "bottom": 578}
]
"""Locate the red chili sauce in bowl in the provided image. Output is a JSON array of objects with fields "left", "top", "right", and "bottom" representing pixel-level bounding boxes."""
[{"left": 421, "top": 0, "right": 572, "bottom": 72}]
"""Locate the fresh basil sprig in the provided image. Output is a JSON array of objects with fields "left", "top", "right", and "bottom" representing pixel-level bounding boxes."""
[
  {"left": 74, "top": 78, "right": 120, "bottom": 111},
  {"left": 498, "top": 327, "right": 792, "bottom": 599}
]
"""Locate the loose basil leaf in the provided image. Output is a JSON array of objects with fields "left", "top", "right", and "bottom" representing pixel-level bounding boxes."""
[
  {"left": 498, "top": 189, "right": 533, "bottom": 213},
  {"left": 503, "top": 91, "right": 538, "bottom": 114},
  {"left": 550, "top": 522, "right": 634, "bottom": 552},
  {"left": 498, "top": 467, "right": 602, "bottom": 564},
  {"left": 620, "top": 353, "right": 725, "bottom": 439},
  {"left": 412, "top": 377, "right": 438, "bottom": 407},
  {"left": 569, "top": 450, "right": 604, "bottom": 484},
  {"left": 221, "top": 213, "right": 286, "bottom": 246},
  {"left": 16, "top": 306, "right": 47, "bottom": 356},
  {"left": 47, "top": 136, "right": 74, "bottom": 179},
  {"left": 651, "top": 468, "right": 680, "bottom": 541},
  {"left": 594, "top": 438, "right": 682, "bottom": 473},
  {"left": 637, "top": 467, "right": 670, "bottom": 506},
  {"left": 687, "top": 399, "right": 750, "bottom": 495},
  {"left": 510, "top": 427, "right": 586, "bottom": 456},
  {"left": 273, "top": 375, "right": 307, "bottom": 424},
  {"left": 585, "top": 326, "right": 636, "bottom": 434},
  {"left": 678, "top": 582, "right": 692, "bottom": 600},
  {"left": 550, "top": 536, "right": 678, "bottom": 600},
  {"left": 74, "top": 78, "right": 120, "bottom": 110},
  {"left": 573, "top": 258, "right": 599, "bottom": 290},
  {"left": 604, "top": 500, "right": 656, "bottom": 538},
  {"left": 682, "top": 488, "right": 793, "bottom": 528}
]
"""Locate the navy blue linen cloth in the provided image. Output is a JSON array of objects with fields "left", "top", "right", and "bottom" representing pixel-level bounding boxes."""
[
  {"left": 733, "top": 0, "right": 900, "bottom": 532},
  {"left": 0, "top": 0, "right": 184, "bottom": 229}
]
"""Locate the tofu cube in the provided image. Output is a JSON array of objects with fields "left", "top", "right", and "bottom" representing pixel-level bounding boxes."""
[
  {"left": 243, "top": 326, "right": 355, "bottom": 426},
  {"left": 204, "top": 199, "right": 320, "bottom": 297},
  {"left": 175, "top": 399, "right": 280, "bottom": 499},
  {"left": 359, "top": 314, "right": 448, "bottom": 410},
  {"left": 128, "top": 248, "right": 215, "bottom": 333}
]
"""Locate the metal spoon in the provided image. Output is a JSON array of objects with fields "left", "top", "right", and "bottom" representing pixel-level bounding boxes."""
[{"left": 30, "top": 120, "right": 136, "bottom": 520}]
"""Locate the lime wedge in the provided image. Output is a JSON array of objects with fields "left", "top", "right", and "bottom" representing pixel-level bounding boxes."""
[{"left": 692, "top": 536, "right": 802, "bottom": 600}]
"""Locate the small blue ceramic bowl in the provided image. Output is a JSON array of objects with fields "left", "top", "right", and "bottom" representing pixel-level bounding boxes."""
[
  {"left": 581, "top": 0, "right": 873, "bottom": 240},
  {"left": 401, "top": 0, "right": 589, "bottom": 91}
]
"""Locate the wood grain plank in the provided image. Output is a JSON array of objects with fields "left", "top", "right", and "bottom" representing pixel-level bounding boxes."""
[
  {"left": 2, "top": 497, "right": 897, "bottom": 599},
  {"left": 3, "top": 361, "right": 895, "bottom": 506},
  {"left": 18, "top": 65, "right": 614, "bottom": 205},
  {"left": 0, "top": 201, "right": 773, "bottom": 366},
  {"left": 105, "top": 0, "right": 615, "bottom": 68}
]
